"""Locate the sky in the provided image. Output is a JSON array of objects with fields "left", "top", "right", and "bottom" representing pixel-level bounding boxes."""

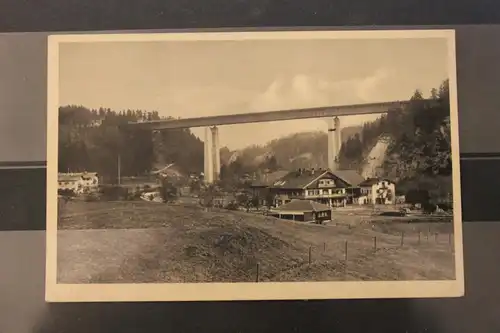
[{"left": 59, "top": 36, "right": 450, "bottom": 150}]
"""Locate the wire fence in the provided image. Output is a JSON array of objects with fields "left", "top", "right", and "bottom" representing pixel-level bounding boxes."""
[{"left": 254, "top": 229, "right": 455, "bottom": 282}]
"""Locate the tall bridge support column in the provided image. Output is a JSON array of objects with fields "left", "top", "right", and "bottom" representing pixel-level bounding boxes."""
[
  {"left": 328, "top": 116, "right": 341, "bottom": 171},
  {"left": 211, "top": 126, "right": 221, "bottom": 181},
  {"left": 334, "top": 116, "right": 341, "bottom": 159},
  {"left": 204, "top": 127, "right": 214, "bottom": 184},
  {"left": 203, "top": 126, "right": 221, "bottom": 184}
]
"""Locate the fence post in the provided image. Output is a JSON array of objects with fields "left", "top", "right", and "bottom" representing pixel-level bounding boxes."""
[
  {"left": 418, "top": 231, "right": 421, "bottom": 245},
  {"left": 344, "top": 241, "right": 348, "bottom": 262},
  {"left": 323, "top": 242, "right": 326, "bottom": 253},
  {"left": 400, "top": 231, "right": 405, "bottom": 247},
  {"left": 434, "top": 233, "right": 438, "bottom": 243},
  {"left": 256, "top": 263, "right": 260, "bottom": 282},
  {"left": 309, "top": 246, "right": 312, "bottom": 265},
  {"left": 373, "top": 236, "right": 377, "bottom": 252}
]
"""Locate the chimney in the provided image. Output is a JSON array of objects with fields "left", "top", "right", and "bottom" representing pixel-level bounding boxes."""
[{"left": 311, "top": 167, "right": 315, "bottom": 175}]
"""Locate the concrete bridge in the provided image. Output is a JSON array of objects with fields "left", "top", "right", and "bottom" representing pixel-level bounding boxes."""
[{"left": 127, "top": 100, "right": 418, "bottom": 183}]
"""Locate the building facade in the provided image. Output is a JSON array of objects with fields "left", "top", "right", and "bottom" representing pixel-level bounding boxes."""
[
  {"left": 357, "top": 178, "right": 396, "bottom": 205},
  {"left": 268, "top": 199, "right": 332, "bottom": 224},
  {"left": 269, "top": 168, "right": 353, "bottom": 208},
  {"left": 58, "top": 172, "right": 99, "bottom": 195}
]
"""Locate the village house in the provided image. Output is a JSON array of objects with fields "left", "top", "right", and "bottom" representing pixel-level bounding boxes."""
[
  {"left": 331, "top": 169, "right": 366, "bottom": 203},
  {"left": 249, "top": 170, "right": 290, "bottom": 206},
  {"left": 58, "top": 172, "right": 99, "bottom": 195},
  {"left": 268, "top": 168, "right": 363, "bottom": 208},
  {"left": 357, "top": 178, "right": 396, "bottom": 205},
  {"left": 268, "top": 199, "right": 332, "bottom": 224}
]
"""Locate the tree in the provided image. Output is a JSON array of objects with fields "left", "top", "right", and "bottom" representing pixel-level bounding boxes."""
[
  {"left": 236, "top": 192, "right": 252, "bottom": 212},
  {"left": 251, "top": 195, "right": 261, "bottom": 210},
  {"left": 263, "top": 190, "right": 276, "bottom": 208},
  {"left": 200, "top": 184, "right": 217, "bottom": 210},
  {"left": 160, "top": 178, "right": 177, "bottom": 203}
]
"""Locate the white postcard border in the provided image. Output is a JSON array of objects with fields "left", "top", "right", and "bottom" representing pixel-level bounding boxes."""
[{"left": 46, "top": 28, "right": 464, "bottom": 302}]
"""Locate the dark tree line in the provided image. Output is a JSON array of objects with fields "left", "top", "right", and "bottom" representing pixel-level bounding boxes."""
[{"left": 58, "top": 105, "right": 204, "bottom": 183}]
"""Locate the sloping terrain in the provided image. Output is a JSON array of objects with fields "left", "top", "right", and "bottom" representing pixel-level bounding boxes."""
[
  {"left": 58, "top": 201, "right": 455, "bottom": 283},
  {"left": 361, "top": 137, "right": 390, "bottom": 178}
]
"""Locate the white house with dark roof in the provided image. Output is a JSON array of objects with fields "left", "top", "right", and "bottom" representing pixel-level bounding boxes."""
[{"left": 357, "top": 177, "right": 396, "bottom": 205}]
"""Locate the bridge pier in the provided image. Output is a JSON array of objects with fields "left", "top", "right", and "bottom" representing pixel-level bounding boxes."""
[
  {"left": 327, "top": 116, "right": 341, "bottom": 171},
  {"left": 203, "top": 126, "right": 221, "bottom": 184},
  {"left": 211, "top": 126, "right": 221, "bottom": 181}
]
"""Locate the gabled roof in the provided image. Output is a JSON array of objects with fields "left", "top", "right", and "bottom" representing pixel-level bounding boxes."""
[
  {"left": 251, "top": 170, "right": 290, "bottom": 187},
  {"left": 153, "top": 163, "right": 183, "bottom": 177},
  {"left": 270, "top": 169, "right": 356, "bottom": 190},
  {"left": 269, "top": 169, "right": 331, "bottom": 190},
  {"left": 151, "top": 163, "right": 175, "bottom": 175},
  {"left": 58, "top": 174, "right": 81, "bottom": 182},
  {"left": 58, "top": 172, "right": 98, "bottom": 182},
  {"left": 333, "top": 170, "right": 365, "bottom": 187},
  {"left": 273, "top": 199, "right": 331, "bottom": 212},
  {"left": 359, "top": 177, "right": 394, "bottom": 187}
]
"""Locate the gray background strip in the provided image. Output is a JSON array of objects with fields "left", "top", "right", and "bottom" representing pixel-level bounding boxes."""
[
  {"left": 1, "top": 26, "right": 500, "bottom": 163},
  {"left": 2, "top": 223, "right": 499, "bottom": 333}
]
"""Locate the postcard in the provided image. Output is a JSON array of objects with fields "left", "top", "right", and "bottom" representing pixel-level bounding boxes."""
[{"left": 46, "top": 29, "right": 464, "bottom": 302}]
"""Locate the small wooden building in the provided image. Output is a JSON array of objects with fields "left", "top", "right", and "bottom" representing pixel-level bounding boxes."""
[{"left": 268, "top": 199, "right": 332, "bottom": 224}]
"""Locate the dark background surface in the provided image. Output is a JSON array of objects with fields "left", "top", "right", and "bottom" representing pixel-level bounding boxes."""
[{"left": 1, "top": 0, "right": 500, "bottom": 332}]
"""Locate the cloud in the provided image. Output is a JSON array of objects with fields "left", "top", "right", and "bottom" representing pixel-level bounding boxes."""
[
  {"left": 355, "top": 68, "right": 396, "bottom": 101},
  {"left": 163, "top": 85, "right": 257, "bottom": 117},
  {"left": 188, "top": 69, "right": 396, "bottom": 150},
  {"left": 247, "top": 68, "right": 396, "bottom": 113}
]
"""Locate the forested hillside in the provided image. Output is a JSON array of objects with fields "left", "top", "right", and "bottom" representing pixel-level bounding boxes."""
[
  {"left": 58, "top": 106, "right": 203, "bottom": 182},
  {"left": 338, "top": 79, "right": 452, "bottom": 200},
  {"left": 222, "top": 126, "right": 363, "bottom": 171}
]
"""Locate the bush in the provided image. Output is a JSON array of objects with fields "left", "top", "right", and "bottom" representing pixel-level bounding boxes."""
[
  {"left": 58, "top": 189, "right": 76, "bottom": 197},
  {"left": 225, "top": 202, "right": 239, "bottom": 210},
  {"left": 99, "top": 185, "right": 129, "bottom": 201},
  {"left": 84, "top": 192, "right": 100, "bottom": 202}
]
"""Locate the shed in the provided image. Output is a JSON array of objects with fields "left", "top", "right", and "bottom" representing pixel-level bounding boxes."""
[{"left": 268, "top": 199, "right": 332, "bottom": 224}]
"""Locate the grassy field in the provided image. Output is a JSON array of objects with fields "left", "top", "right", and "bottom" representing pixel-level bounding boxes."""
[{"left": 57, "top": 200, "right": 456, "bottom": 284}]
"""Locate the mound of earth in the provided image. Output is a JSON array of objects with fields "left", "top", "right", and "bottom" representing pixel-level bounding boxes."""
[{"left": 179, "top": 224, "right": 306, "bottom": 282}]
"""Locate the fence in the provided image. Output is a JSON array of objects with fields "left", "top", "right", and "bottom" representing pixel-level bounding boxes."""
[{"left": 254, "top": 228, "right": 455, "bottom": 282}]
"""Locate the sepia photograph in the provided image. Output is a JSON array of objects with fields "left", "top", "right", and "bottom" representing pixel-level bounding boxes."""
[{"left": 46, "top": 29, "right": 464, "bottom": 302}]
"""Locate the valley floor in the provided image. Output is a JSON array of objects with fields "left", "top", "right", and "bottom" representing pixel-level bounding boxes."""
[{"left": 57, "top": 200, "right": 456, "bottom": 284}]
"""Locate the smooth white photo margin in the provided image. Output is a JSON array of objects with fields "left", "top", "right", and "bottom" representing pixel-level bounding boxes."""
[{"left": 45, "top": 29, "right": 464, "bottom": 302}]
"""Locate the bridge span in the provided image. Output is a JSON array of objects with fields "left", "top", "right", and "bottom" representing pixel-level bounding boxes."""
[
  {"left": 127, "top": 100, "right": 410, "bottom": 130},
  {"left": 125, "top": 99, "right": 425, "bottom": 184}
]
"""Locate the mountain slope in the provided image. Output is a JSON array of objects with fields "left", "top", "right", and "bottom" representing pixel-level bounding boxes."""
[{"left": 222, "top": 126, "right": 363, "bottom": 171}]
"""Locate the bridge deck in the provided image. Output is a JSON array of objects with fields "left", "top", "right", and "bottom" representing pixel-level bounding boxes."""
[{"left": 127, "top": 100, "right": 418, "bottom": 130}]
